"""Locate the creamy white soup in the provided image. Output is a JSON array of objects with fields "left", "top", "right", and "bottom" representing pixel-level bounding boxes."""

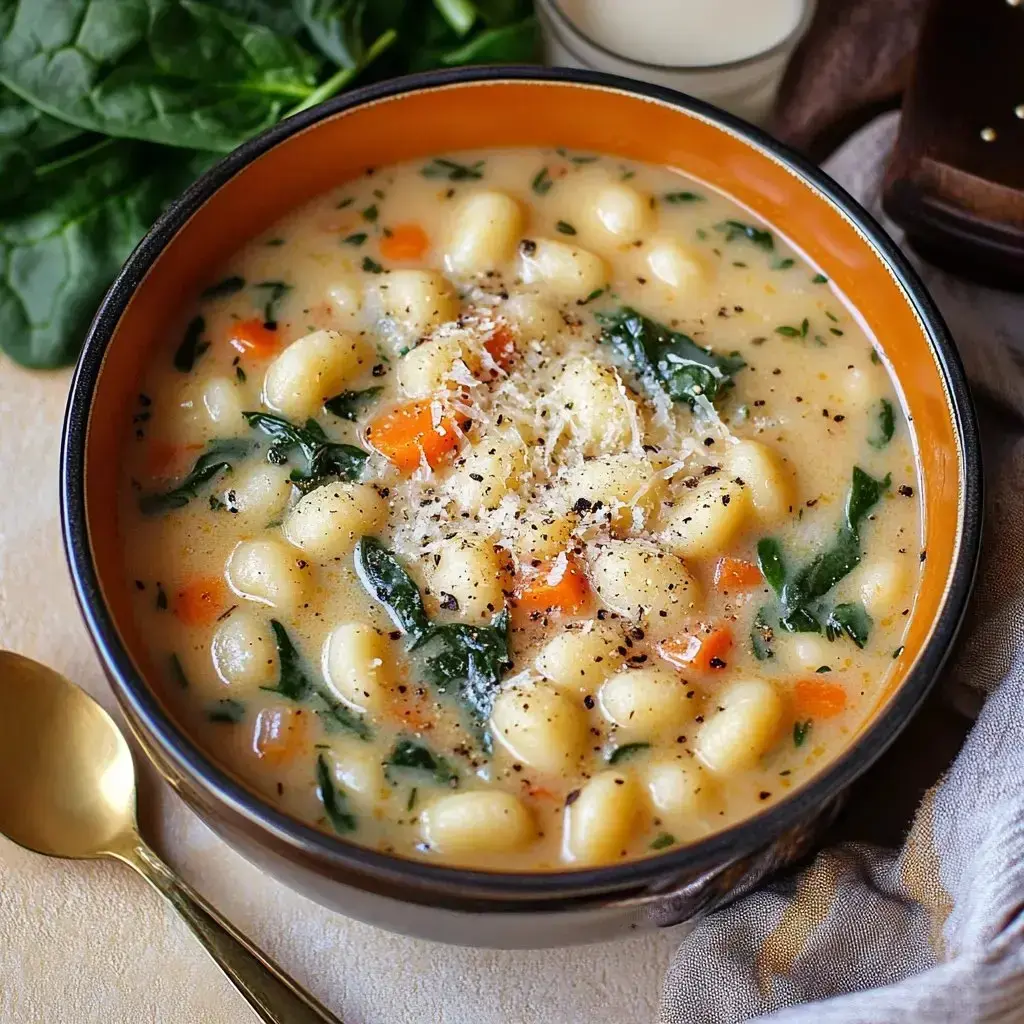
[{"left": 119, "top": 148, "right": 922, "bottom": 870}]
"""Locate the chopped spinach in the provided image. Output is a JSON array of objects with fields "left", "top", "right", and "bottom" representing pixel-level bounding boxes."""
[
  {"left": 715, "top": 220, "right": 774, "bottom": 250},
  {"left": 242, "top": 411, "right": 367, "bottom": 488},
  {"left": 263, "top": 620, "right": 312, "bottom": 701},
  {"left": 201, "top": 276, "right": 245, "bottom": 300},
  {"left": 751, "top": 606, "right": 775, "bottom": 661},
  {"left": 869, "top": 398, "right": 896, "bottom": 450},
  {"left": 576, "top": 287, "right": 606, "bottom": 306},
  {"left": 555, "top": 220, "right": 577, "bottom": 235},
  {"left": 756, "top": 538, "right": 787, "bottom": 597},
  {"left": 361, "top": 203, "right": 379, "bottom": 222},
  {"left": 531, "top": 166, "right": 554, "bottom": 195},
  {"left": 825, "top": 603, "right": 873, "bottom": 649},
  {"left": 776, "top": 319, "right": 809, "bottom": 339},
  {"left": 354, "top": 537, "right": 430, "bottom": 640},
  {"left": 342, "top": 232, "right": 368, "bottom": 246},
  {"left": 650, "top": 833, "right": 676, "bottom": 850},
  {"left": 362, "top": 256, "right": 384, "bottom": 273},
  {"left": 207, "top": 698, "right": 246, "bottom": 724},
  {"left": 316, "top": 753, "right": 357, "bottom": 834},
  {"left": 253, "top": 280, "right": 292, "bottom": 326},
  {"left": 174, "top": 315, "right": 209, "bottom": 372},
  {"left": 387, "top": 740, "right": 458, "bottom": 786},
  {"left": 597, "top": 306, "right": 745, "bottom": 412},
  {"left": 420, "top": 157, "right": 484, "bottom": 181},
  {"left": 811, "top": 273, "right": 829, "bottom": 284},
  {"left": 793, "top": 720, "right": 812, "bottom": 747},
  {"left": 323, "top": 387, "right": 384, "bottom": 421},
  {"left": 607, "top": 742, "right": 651, "bottom": 765},
  {"left": 663, "top": 191, "right": 704, "bottom": 203},
  {"left": 771, "top": 258, "right": 795, "bottom": 270},
  {"left": 555, "top": 148, "right": 599, "bottom": 164},
  {"left": 139, "top": 438, "right": 251, "bottom": 514}
]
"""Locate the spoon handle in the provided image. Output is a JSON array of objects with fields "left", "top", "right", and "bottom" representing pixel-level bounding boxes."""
[{"left": 113, "top": 838, "right": 343, "bottom": 1024}]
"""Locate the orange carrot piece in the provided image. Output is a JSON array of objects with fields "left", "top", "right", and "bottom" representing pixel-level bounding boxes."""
[
  {"left": 483, "top": 325, "right": 517, "bottom": 371},
  {"left": 228, "top": 317, "right": 280, "bottom": 357},
  {"left": 793, "top": 678, "right": 847, "bottom": 719},
  {"left": 659, "top": 626, "right": 733, "bottom": 673},
  {"left": 380, "top": 224, "right": 430, "bottom": 262},
  {"left": 366, "top": 398, "right": 467, "bottom": 472},
  {"left": 714, "top": 557, "right": 763, "bottom": 592},
  {"left": 252, "top": 706, "right": 307, "bottom": 764},
  {"left": 513, "top": 554, "right": 590, "bottom": 616},
  {"left": 174, "top": 576, "right": 228, "bottom": 627}
]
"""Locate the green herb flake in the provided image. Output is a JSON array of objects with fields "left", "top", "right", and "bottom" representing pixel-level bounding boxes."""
[
  {"left": 825, "top": 311, "right": 839, "bottom": 323},
  {"left": 201, "top": 276, "right": 245, "bottom": 300},
  {"left": 663, "top": 191, "right": 704, "bottom": 203},
  {"left": 362, "top": 256, "right": 384, "bottom": 274},
  {"left": 169, "top": 653, "right": 189, "bottom": 689},
  {"left": 830, "top": 327, "right": 845, "bottom": 337},
  {"left": 407, "top": 787, "right": 418, "bottom": 812},
  {"left": 868, "top": 398, "right": 896, "bottom": 450},
  {"left": 139, "top": 439, "right": 251, "bottom": 514},
  {"left": 815, "top": 665, "right": 832, "bottom": 673},
  {"left": 607, "top": 742, "right": 650, "bottom": 765},
  {"left": 316, "top": 753, "right": 357, "bottom": 834},
  {"left": 531, "top": 166, "right": 553, "bottom": 195},
  {"left": 421, "top": 157, "right": 484, "bottom": 181},
  {"left": 715, "top": 220, "right": 774, "bottom": 250},
  {"left": 207, "top": 698, "right": 246, "bottom": 724},
  {"left": 336, "top": 198, "right": 354, "bottom": 209},
  {"left": 650, "top": 833, "right": 676, "bottom": 850},
  {"left": 253, "top": 280, "right": 292, "bottom": 327},
  {"left": 362, "top": 204, "right": 379, "bottom": 223},
  {"left": 555, "top": 220, "right": 577, "bottom": 236},
  {"left": 775, "top": 325, "right": 802, "bottom": 338},
  {"left": 342, "top": 232, "right": 368, "bottom": 246},
  {"left": 696, "top": 228, "right": 708, "bottom": 240},
  {"left": 235, "top": 364, "right": 246, "bottom": 383},
  {"left": 793, "top": 720, "right": 812, "bottom": 747},
  {"left": 556, "top": 148, "right": 600, "bottom": 164},
  {"left": 323, "top": 387, "right": 384, "bottom": 421},
  {"left": 174, "top": 316, "right": 209, "bottom": 373},
  {"left": 387, "top": 740, "right": 458, "bottom": 786},
  {"left": 576, "top": 287, "right": 605, "bottom": 306},
  {"left": 772, "top": 258, "right": 795, "bottom": 270},
  {"left": 870, "top": 349, "right": 882, "bottom": 365},
  {"left": 811, "top": 273, "right": 829, "bottom": 284}
]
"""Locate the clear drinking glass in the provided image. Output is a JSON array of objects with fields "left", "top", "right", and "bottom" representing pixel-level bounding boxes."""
[{"left": 536, "top": 0, "right": 816, "bottom": 126}]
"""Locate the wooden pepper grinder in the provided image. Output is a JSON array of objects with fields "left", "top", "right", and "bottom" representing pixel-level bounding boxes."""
[{"left": 882, "top": 0, "right": 1024, "bottom": 289}]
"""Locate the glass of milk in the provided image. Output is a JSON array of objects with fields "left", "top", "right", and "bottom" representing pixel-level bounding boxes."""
[{"left": 537, "top": 0, "right": 816, "bottom": 125}]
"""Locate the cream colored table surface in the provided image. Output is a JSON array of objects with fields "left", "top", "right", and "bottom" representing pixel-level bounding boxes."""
[{"left": 0, "top": 359, "right": 679, "bottom": 1023}]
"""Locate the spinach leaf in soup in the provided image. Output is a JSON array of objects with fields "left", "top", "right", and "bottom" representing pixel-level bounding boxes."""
[
  {"left": 420, "top": 157, "right": 485, "bottom": 181},
  {"left": 756, "top": 538, "right": 787, "bottom": 597},
  {"left": 201, "top": 275, "right": 246, "bottom": 300},
  {"left": 597, "top": 307, "right": 745, "bottom": 412},
  {"left": 174, "top": 315, "right": 209, "bottom": 372},
  {"left": 139, "top": 438, "right": 251, "bottom": 514},
  {"left": 252, "top": 280, "right": 292, "bottom": 327},
  {"left": 714, "top": 220, "right": 774, "bottom": 250},
  {"left": 825, "top": 603, "right": 873, "bottom": 649},
  {"left": 607, "top": 742, "right": 650, "bottom": 765},
  {"left": 315, "top": 753, "right": 357, "bottom": 834},
  {"left": 323, "top": 387, "right": 383, "bottom": 421},
  {"left": 354, "top": 537, "right": 430, "bottom": 641},
  {"left": 869, "top": 398, "right": 896, "bottom": 450},
  {"left": 387, "top": 739, "right": 459, "bottom": 786},
  {"left": 207, "top": 698, "right": 246, "bottom": 723},
  {"left": 242, "top": 411, "right": 368, "bottom": 488}
]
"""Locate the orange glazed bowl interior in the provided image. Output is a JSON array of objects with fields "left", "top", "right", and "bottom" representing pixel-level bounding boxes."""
[{"left": 61, "top": 69, "right": 981, "bottom": 919}]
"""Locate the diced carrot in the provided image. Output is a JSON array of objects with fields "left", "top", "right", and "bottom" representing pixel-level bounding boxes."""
[
  {"left": 658, "top": 626, "right": 733, "bottom": 673},
  {"left": 793, "top": 678, "right": 847, "bottom": 719},
  {"left": 228, "top": 317, "right": 280, "bottom": 357},
  {"left": 145, "top": 440, "right": 204, "bottom": 479},
  {"left": 252, "top": 706, "right": 307, "bottom": 764},
  {"left": 366, "top": 398, "right": 468, "bottom": 472},
  {"left": 714, "top": 557, "right": 763, "bottom": 592},
  {"left": 380, "top": 223, "right": 430, "bottom": 262},
  {"left": 174, "top": 576, "right": 228, "bottom": 626},
  {"left": 483, "top": 325, "right": 516, "bottom": 371},
  {"left": 513, "top": 553, "right": 590, "bottom": 616}
]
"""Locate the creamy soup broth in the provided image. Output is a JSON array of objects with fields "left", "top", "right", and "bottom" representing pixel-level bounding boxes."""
[{"left": 119, "top": 148, "right": 921, "bottom": 870}]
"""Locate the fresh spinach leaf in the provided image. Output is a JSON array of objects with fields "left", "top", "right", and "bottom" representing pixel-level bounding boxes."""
[
  {"left": 597, "top": 306, "right": 745, "bottom": 412},
  {"left": 243, "top": 410, "right": 368, "bottom": 486},
  {"left": 434, "top": 17, "right": 536, "bottom": 65},
  {"left": 412, "top": 609, "right": 512, "bottom": 723},
  {"left": 845, "top": 466, "right": 891, "bottom": 532},
  {"left": 756, "top": 538, "right": 786, "bottom": 597},
  {"left": 353, "top": 536, "right": 430, "bottom": 640},
  {"left": 531, "top": 166, "right": 553, "bottom": 195},
  {"left": 139, "top": 438, "right": 251, "bottom": 514},
  {"left": 387, "top": 739, "right": 458, "bottom": 785},
  {"left": 714, "top": 220, "right": 774, "bottom": 250},
  {"left": 663, "top": 191, "right": 703, "bottom": 203},
  {"left": 264, "top": 619, "right": 313, "bottom": 701},
  {"left": 207, "top": 698, "right": 246, "bottom": 723},
  {"left": 201, "top": 275, "right": 245, "bottom": 299},
  {"left": 869, "top": 398, "right": 895, "bottom": 450},
  {"left": 342, "top": 231, "right": 367, "bottom": 246},
  {"left": 793, "top": 720, "right": 812, "bottom": 746},
  {"left": 361, "top": 255, "right": 383, "bottom": 273},
  {"left": 825, "top": 602, "right": 873, "bottom": 649},
  {"left": 649, "top": 832, "right": 676, "bottom": 850},
  {"left": 316, "top": 752, "right": 357, "bottom": 834},
  {"left": 323, "top": 386, "right": 383, "bottom": 421},
  {"left": 555, "top": 219, "right": 577, "bottom": 235},
  {"left": 174, "top": 315, "right": 209, "bottom": 372},
  {"left": 607, "top": 741, "right": 650, "bottom": 765},
  {"left": 253, "top": 280, "right": 292, "bottom": 326},
  {"left": 311, "top": 689, "right": 373, "bottom": 740},
  {"left": 751, "top": 606, "right": 775, "bottom": 660}
]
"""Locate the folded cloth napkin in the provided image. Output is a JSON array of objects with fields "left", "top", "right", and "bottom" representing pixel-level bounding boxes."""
[{"left": 660, "top": 112, "right": 1024, "bottom": 1024}]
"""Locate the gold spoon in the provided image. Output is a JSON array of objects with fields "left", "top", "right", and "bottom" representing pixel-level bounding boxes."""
[{"left": 0, "top": 651, "right": 343, "bottom": 1024}]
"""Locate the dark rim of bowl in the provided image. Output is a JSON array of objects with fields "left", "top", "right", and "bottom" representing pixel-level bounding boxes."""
[{"left": 61, "top": 65, "right": 981, "bottom": 905}]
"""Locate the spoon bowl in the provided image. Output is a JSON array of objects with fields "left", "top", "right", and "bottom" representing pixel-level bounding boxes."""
[
  {"left": 0, "top": 652, "right": 135, "bottom": 859},
  {"left": 0, "top": 651, "right": 342, "bottom": 1024}
]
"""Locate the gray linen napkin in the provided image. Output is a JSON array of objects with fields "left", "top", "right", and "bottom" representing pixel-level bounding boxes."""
[{"left": 659, "top": 112, "right": 1024, "bottom": 1024}]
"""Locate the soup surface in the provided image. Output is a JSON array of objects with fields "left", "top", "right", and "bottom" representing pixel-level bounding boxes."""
[{"left": 119, "top": 148, "right": 922, "bottom": 870}]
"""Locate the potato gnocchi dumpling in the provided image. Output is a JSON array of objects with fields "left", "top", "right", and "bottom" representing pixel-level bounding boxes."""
[{"left": 122, "top": 146, "right": 920, "bottom": 872}]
